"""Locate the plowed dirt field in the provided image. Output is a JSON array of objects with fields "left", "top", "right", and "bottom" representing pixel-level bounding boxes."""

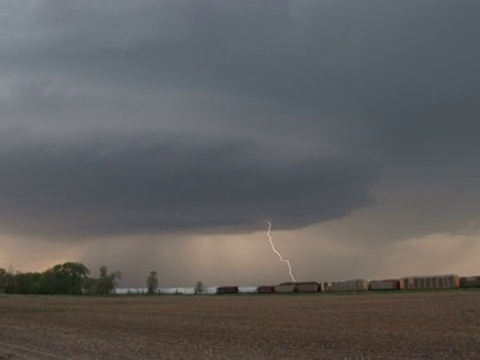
[{"left": 1, "top": 291, "right": 479, "bottom": 359}]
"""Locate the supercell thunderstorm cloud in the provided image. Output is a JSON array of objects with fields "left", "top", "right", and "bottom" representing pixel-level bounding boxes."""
[
  {"left": 0, "top": 0, "right": 480, "bottom": 286},
  {"left": 0, "top": 130, "right": 378, "bottom": 237}
]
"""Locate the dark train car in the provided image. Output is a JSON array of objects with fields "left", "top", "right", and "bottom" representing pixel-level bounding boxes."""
[
  {"left": 370, "top": 279, "right": 405, "bottom": 290},
  {"left": 460, "top": 276, "right": 480, "bottom": 288},
  {"left": 296, "top": 281, "right": 321, "bottom": 293},
  {"left": 257, "top": 285, "right": 275, "bottom": 294},
  {"left": 275, "top": 283, "right": 297, "bottom": 293},
  {"left": 216, "top": 286, "right": 239, "bottom": 294},
  {"left": 275, "top": 281, "right": 321, "bottom": 293}
]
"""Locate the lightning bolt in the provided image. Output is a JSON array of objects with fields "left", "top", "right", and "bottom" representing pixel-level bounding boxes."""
[{"left": 266, "top": 221, "right": 296, "bottom": 282}]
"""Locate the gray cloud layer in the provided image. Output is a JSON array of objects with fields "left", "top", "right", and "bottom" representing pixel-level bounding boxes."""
[
  {"left": 0, "top": 130, "right": 379, "bottom": 237},
  {"left": 1, "top": 0, "right": 480, "bottom": 240}
]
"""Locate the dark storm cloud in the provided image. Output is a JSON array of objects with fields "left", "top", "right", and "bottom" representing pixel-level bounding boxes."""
[
  {"left": 1, "top": 0, "right": 480, "bottom": 240},
  {"left": 0, "top": 130, "right": 379, "bottom": 237}
]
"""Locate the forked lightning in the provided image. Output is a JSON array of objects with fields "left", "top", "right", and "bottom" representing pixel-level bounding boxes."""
[{"left": 266, "top": 221, "right": 296, "bottom": 282}]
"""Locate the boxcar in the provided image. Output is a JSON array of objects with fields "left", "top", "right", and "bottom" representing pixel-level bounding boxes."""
[
  {"left": 296, "top": 281, "right": 321, "bottom": 293},
  {"left": 257, "top": 285, "right": 275, "bottom": 294},
  {"left": 216, "top": 286, "right": 239, "bottom": 294},
  {"left": 274, "top": 284, "right": 296, "bottom": 293},
  {"left": 404, "top": 275, "right": 460, "bottom": 290},
  {"left": 370, "top": 279, "right": 405, "bottom": 290},
  {"left": 330, "top": 279, "right": 370, "bottom": 292},
  {"left": 460, "top": 276, "right": 480, "bottom": 288}
]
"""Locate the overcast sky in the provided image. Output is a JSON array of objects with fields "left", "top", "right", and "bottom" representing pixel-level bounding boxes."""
[{"left": 1, "top": 0, "right": 480, "bottom": 287}]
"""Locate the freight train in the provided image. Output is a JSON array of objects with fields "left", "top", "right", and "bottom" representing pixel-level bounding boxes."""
[{"left": 215, "top": 275, "right": 480, "bottom": 294}]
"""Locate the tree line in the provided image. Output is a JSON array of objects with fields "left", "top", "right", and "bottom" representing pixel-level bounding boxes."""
[
  {"left": 0, "top": 262, "right": 205, "bottom": 296},
  {"left": 0, "top": 262, "right": 121, "bottom": 295}
]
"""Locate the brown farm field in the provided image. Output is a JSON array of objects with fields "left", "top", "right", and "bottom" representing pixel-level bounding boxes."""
[{"left": 0, "top": 291, "right": 479, "bottom": 359}]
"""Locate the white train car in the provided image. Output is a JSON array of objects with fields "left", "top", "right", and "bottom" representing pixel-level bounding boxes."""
[
  {"left": 404, "top": 275, "right": 460, "bottom": 290},
  {"left": 330, "top": 279, "right": 369, "bottom": 292}
]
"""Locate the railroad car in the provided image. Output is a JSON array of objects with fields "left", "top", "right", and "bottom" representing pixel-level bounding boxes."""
[
  {"left": 403, "top": 275, "right": 460, "bottom": 290},
  {"left": 274, "top": 283, "right": 296, "bottom": 293},
  {"left": 238, "top": 286, "right": 257, "bottom": 294},
  {"left": 460, "top": 276, "right": 480, "bottom": 288},
  {"left": 216, "top": 286, "right": 239, "bottom": 294},
  {"left": 370, "top": 279, "right": 405, "bottom": 290},
  {"left": 330, "top": 279, "right": 370, "bottom": 292},
  {"left": 296, "top": 281, "right": 321, "bottom": 293},
  {"left": 257, "top": 285, "right": 275, "bottom": 294}
]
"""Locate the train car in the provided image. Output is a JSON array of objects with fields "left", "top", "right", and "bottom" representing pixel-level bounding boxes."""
[
  {"left": 370, "top": 279, "right": 405, "bottom": 290},
  {"left": 296, "top": 281, "right": 321, "bottom": 293},
  {"left": 404, "top": 275, "right": 460, "bottom": 290},
  {"left": 216, "top": 286, "right": 239, "bottom": 294},
  {"left": 460, "top": 276, "right": 480, "bottom": 288},
  {"left": 274, "top": 284, "right": 296, "bottom": 293},
  {"left": 330, "top": 279, "right": 370, "bottom": 292},
  {"left": 257, "top": 285, "right": 275, "bottom": 294}
]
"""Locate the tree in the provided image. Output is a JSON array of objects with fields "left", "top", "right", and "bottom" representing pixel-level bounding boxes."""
[
  {"left": 93, "top": 266, "right": 122, "bottom": 296},
  {"left": 61, "top": 262, "right": 90, "bottom": 294},
  {"left": 39, "top": 262, "right": 90, "bottom": 295},
  {"left": 0, "top": 268, "right": 7, "bottom": 293},
  {"left": 0, "top": 262, "right": 93, "bottom": 295},
  {"left": 81, "top": 277, "right": 96, "bottom": 295},
  {"left": 146, "top": 271, "right": 159, "bottom": 295},
  {"left": 4, "top": 266, "right": 18, "bottom": 294},
  {"left": 194, "top": 280, "right": 204, "bottom": 295}
]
